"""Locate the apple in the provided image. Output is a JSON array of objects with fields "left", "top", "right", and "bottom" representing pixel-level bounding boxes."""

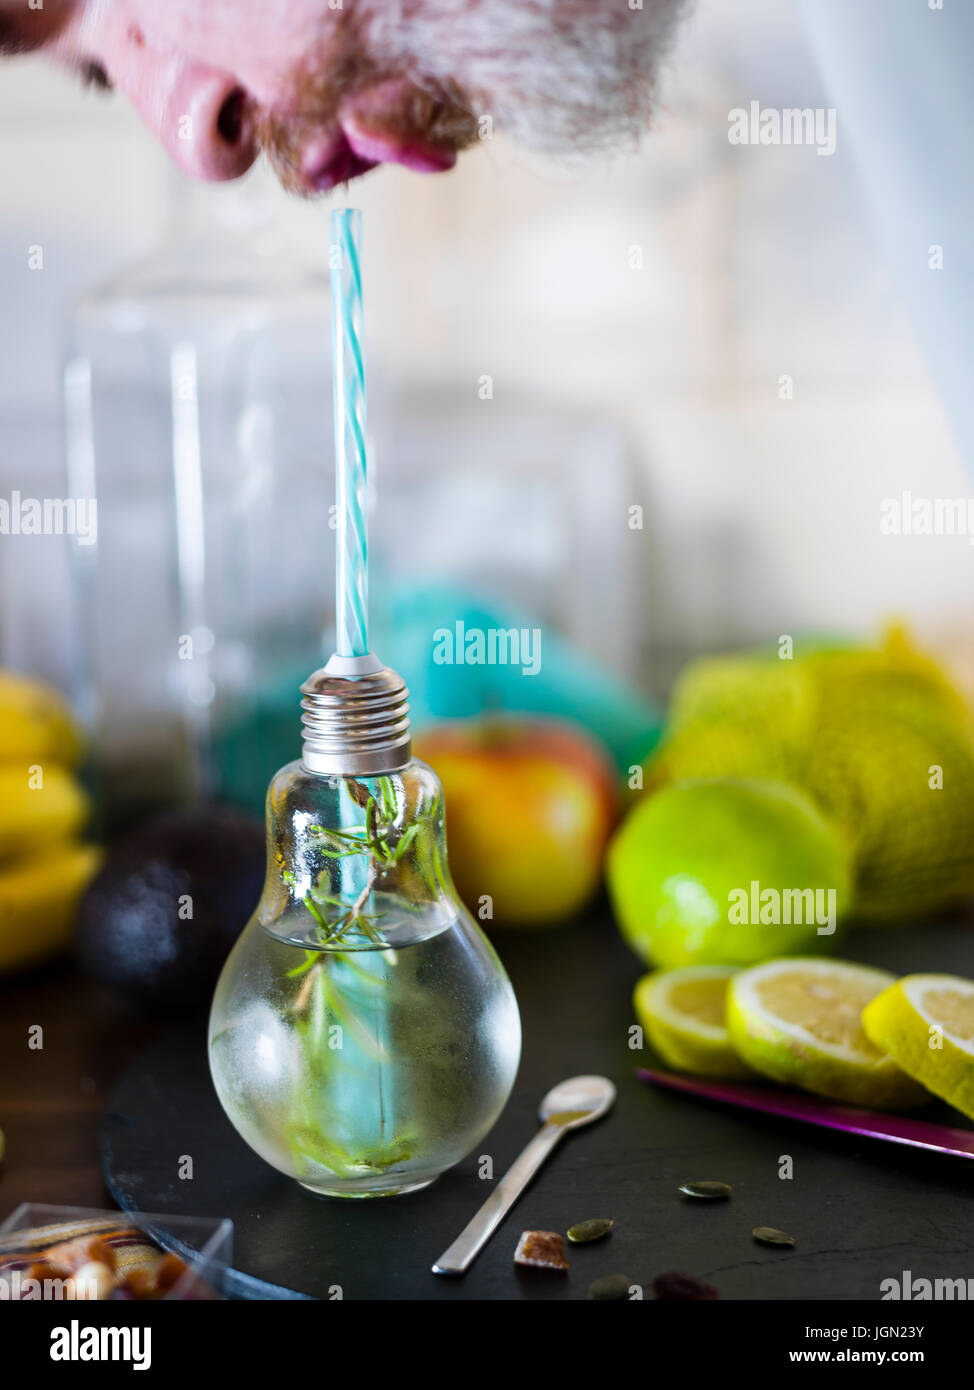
[{"left": 412, "top": 717, "right": 618, "bottom": 927}]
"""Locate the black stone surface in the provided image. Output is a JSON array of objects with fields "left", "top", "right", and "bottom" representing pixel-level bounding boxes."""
[{"left": 101, "top": 912, "right": 974, "bottom": 1300}]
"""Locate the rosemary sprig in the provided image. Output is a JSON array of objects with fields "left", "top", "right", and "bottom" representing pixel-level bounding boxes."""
[{"left": 294, "top": 775, "right": 412, "bottom": 948}]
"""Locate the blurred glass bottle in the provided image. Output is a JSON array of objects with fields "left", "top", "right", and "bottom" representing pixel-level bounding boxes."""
[{"left": 65, "top": 167, "right": 337, "bottom": 832}]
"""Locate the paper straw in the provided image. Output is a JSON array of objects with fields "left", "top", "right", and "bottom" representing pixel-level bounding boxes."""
[{"left": 330, "top": 208, "right": 369, "bottom": 658}]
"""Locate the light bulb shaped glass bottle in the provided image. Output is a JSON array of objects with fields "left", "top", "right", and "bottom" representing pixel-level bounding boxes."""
[{"left": 208, "top": 665, "right": 521, "bottom": 1198}]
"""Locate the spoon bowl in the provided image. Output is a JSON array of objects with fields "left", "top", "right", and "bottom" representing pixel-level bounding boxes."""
[{"left": 540, "top": 1074, "right": 617, "bottom": 1129}]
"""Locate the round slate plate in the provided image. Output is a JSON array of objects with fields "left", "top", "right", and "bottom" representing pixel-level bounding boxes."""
[{"left": 101, "top": 913, "right": 974, "bottom": 1300}]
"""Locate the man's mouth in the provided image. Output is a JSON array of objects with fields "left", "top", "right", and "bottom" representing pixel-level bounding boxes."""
[
  {"left": 256, "top": 74, "right": 477, "bottom": 197},
  {"left": 302, "top": 129, "right": 378, "bottom": 191},
  {"left": 300, "top": 122, "right": 458, "bottom": 192}
]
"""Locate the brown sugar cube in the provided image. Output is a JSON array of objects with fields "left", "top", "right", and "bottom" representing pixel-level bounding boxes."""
[{"left": 513, "top": 1230, "right": 569, "bottom": 1271}]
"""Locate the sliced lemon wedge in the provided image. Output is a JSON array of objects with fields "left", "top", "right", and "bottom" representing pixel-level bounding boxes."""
[
  {"left": 634, "top": 965, "right": 754, "bottom": 1079},
  {"left": 727, "top": 957, "right": 928, "bottom": 1109},
  {"left": 863, "top": 973, "right": 974, "bottom": 1120}
]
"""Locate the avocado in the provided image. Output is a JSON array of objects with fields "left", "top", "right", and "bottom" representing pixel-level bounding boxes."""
[{"left": 77, "top": 804, "right": 265, "bottom": 1012}]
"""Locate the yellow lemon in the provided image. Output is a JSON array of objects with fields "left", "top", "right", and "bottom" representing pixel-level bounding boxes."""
[
  {"left": 0, "top": 765, "right": 90, "bottom": 862},
  {"left": 0, "top": 670, "right": 82, "bottom": 766},
  {"left": 0, "top": 842, "right": 101, "bottom": 973}
]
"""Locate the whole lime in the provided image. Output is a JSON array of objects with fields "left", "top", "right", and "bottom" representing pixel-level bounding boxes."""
[{"left": 607, "top": 778, "right": 852, "bottom": 969}]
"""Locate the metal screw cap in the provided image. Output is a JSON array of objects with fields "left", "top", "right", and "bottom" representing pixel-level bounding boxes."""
[{"left": 300, "top": 654, "right": 411, "bottom": 776}]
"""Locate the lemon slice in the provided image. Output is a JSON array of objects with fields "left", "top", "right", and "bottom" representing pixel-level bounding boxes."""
[
  {"left": 726, "top": 958, "right": 929, "bottom": 1109},
  {"left": 862, "top": 974, "right": 974, "bottom": 1120},
  {"left": 634, "top": 966, "right": 754, "bottom": 1078}
]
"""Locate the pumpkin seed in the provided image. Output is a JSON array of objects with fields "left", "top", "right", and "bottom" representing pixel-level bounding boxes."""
[
  {"left": 752, "top": 1226, "right": 796, "bottom": 1248},
  {"left": 567, "top": 1218, "right": 614, "bottom": 1244},
  {"left": 588, "top": 1273, "right": 633, "bottom": 1301},
  {"left": 678, "top": 1180, "right": 732, "bottom": 1201}
]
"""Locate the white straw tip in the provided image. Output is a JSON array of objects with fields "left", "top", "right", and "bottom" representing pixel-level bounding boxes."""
[{"left": 324, "top": 651, "right": 385, "bottom": 679}]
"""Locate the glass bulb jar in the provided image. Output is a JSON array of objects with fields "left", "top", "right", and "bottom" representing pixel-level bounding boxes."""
[{"left": 208, "top": 751, "right": 521, "bottom": 1198}]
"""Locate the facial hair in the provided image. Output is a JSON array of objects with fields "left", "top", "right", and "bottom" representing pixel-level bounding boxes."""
[
  {"left": 365, "top": 0, "right": 691, "bottom": 156},
  {"left": 257, "top": 0, "right": 690, "bottom": 191}
]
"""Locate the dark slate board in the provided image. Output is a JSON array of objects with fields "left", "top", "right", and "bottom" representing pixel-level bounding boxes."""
[{"left": 101, "top": 911, "right": 974, "bottom": 1300}]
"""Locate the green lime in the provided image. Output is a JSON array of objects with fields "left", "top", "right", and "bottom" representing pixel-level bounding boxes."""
[
  {"left": 645, "top": 630, "right": 974, "bottom": 923},
  {"left": 607, "top": 778, "right": 852, "bottom": 969}
]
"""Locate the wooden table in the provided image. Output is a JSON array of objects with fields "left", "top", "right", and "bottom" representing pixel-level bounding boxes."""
[{"left": 0, "top": 961, "right": 159, "bottom": 1214}]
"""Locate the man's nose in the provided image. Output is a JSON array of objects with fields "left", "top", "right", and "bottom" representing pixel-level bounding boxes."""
[
  {"left": 111, "top": 40, "right": 257, "bottom": 181},
  {"left": 164, "top": 66, "right": 256, "bottom": 180}
]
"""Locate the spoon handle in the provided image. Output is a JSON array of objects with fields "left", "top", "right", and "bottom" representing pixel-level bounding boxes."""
[{"left": 432, "top": 1121, "right": 566, "bottom": 1275}]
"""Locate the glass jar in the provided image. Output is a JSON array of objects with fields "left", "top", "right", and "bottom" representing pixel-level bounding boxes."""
[{"left": 64, "top": 169, "right": 338, "bottom": 830}]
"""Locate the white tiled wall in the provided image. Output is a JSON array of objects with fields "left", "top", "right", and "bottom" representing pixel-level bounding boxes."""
[{"left": 1, "top": 0, "right": 970, "bottom": 693}]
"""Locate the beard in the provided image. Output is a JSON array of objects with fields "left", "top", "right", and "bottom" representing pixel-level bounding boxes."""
[{"left": 257, "top": 0, "right": 690, "bottom": 192}]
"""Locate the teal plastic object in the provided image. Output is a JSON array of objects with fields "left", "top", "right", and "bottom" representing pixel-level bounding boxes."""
[
  {"left": 379, "top": 584, "right": 662, "bottom": 776},
  {"left": 213, "top": 584, "right": 662, "bottom": 812}
]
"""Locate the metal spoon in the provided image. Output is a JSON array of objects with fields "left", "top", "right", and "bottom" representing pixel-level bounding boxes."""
[{"left": 432, "top": 1074, "right": 616, "bottom": 1276}]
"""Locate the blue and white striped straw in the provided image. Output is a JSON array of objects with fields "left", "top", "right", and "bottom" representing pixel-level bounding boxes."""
[{"left": 330, "top": 208, "right": 369, "bottom": 659}]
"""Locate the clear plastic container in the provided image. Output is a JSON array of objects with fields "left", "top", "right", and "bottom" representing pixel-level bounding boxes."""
[{"left": 0, "top": 1203, "right": 232, "bottom": 1300}]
